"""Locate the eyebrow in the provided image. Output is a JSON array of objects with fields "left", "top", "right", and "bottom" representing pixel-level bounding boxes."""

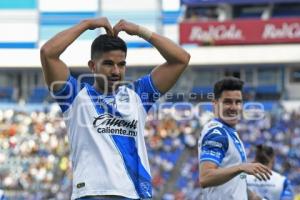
[
  {"left": 102, "top": 60, "right": 114, "bottom": 64},
  {"left": 118, "top": 61, "right": 126, "bottom": 65},
  {"left": 223, "top": 98, "right": 243, "bottom": 102},
  {"left": 102, "top": 60, "right": 126, "bottom": 65}
]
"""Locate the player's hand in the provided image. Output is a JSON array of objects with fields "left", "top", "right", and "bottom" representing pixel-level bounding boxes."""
[
  {"left": 113, "top": 19, "right": 139, "bottom": 37},
  {"left": 85, "top": 17, "right": 114, "bottom": 36},
  {"left": 239, "top": 163, "right": 272, "bottom": 181}
]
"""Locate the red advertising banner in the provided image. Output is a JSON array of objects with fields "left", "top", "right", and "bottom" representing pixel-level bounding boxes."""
[{"left": 179, "top": 18, "right": 300, "bottom": 45}]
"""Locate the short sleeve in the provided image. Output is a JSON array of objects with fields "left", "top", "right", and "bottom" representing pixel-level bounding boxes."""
[
  {"left": 133, "top": 74, "right": 162, "bottom": 112},
  {"left": 51, "top": 75, "right": 79, "bottom": 113},
  {"left": 199, "top": 127, "right": 229, "bottom": 166}
]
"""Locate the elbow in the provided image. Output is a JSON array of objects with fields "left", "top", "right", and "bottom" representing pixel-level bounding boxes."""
[
  {"left": 181, "top": 51, "right": 191, "bottom": 66},
  {"left": 40, "top": 44, "right": 49, "bottom": 56},
  {"left": 173, "top": 51, "right": 190, "bottom": 70},
  {"left": 40, "top": 45, "right": 50, "bottom": 60},
  {"left": 199, "top": 178, "right": 208, "bottom": 188},
  {"left": 40, "top": 44, "right": 57, "bottom": 59},
  {"left": 186, "top": 52, "right": 191, "bottom": 62}
]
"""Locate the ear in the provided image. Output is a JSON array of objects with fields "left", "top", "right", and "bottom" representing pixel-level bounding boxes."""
[
  {"left": 212, "top": 99, "right": 218, "bottom": 106},
  {"left": 212, "top": 99, "right": 218, "bottom": 114},
  {"left": 88, "top": 60, "right": 96, "bottom": 73}
]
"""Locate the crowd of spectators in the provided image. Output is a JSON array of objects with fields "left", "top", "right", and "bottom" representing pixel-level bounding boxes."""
[
  {"left": 0, "top": 103, "right": 300, "bottom": 199},
  {"left": 0, "top": 108, "right": 71, "bottom": 199}
]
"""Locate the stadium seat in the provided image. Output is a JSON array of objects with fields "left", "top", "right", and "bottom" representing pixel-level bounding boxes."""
[
  {"left": 0, "top": 87, "right": 15, "bottom": 102},
  {"left": 27, "top": 87, "right": 49, "bottom": 103}
]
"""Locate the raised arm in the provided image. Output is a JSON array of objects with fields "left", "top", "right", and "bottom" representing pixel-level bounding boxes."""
[
  {"left": 199, "top": 162, "right": 272, "bottom": 188},
  {"left": 40, "top": 17, "right": 113, "bottom": 91},
  {"left": 113, "top": 20, "right": 190, "bottom": 94}
]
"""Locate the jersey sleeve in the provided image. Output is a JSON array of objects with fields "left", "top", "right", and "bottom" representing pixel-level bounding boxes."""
[
  {"left": 280, "top": 178, "right": 294, "bottom": 200},
  {"left": 133, "top": 74, "right": 162, "bottom": 112},
  {"left": 51, "top": 75, "right": 79, "bottom": 113},
  {"left": 199, "top": 127, "right": 229, "bottom": 166}
]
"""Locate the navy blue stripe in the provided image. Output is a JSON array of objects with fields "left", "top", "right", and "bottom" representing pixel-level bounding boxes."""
[
  {"left": 214, "top": 118, "right": 246, "bottom": 162},
  {"left": 86, "top": 85, "right": 152, "bottom": 198},
  {"left": 40, "top": 12, "right": 97, "bottom": 25},
  {"left": 0, "top": 42, "right": 36, "bottom": 48},
  {"left": 111, "top": 135, "right": 152, "bottom": 198},
  {"left": 227, "top": 131, "right": 247, "bottom": 162}
]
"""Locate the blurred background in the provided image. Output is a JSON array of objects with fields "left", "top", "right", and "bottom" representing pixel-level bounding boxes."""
[{"left": 0, "top": 0, "right": 300, "bottom": 199}]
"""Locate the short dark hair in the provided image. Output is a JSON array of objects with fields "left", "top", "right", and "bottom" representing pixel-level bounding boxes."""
[
  {"left": 255, "top": 144, "right": 274, "bottom": 165},
  {"left": 213, "top": 77, "right": 244, "bottom": 99},
  {"left": 91, "top": 34, "right": 127, "bottom": 59}
]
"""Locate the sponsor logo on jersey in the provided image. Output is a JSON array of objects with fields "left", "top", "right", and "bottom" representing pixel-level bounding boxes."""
[
  {"left": 203, "top": 140, "right": 223, "bottom": 148},
  {"left": 118, "top": 92, "right": 130, "bottom": 102},
  {"left": 202, "top": 150, "right": 222, "bottom": 158},
  {"left": 93, "top": 113, "right": 138, "bottom": 137}
]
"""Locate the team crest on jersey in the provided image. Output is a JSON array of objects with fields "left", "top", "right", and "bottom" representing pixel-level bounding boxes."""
[
  {"left": 117, "top": 91, "right": 130, "bottom": 102},
  {"left": 211, "top": 129, "right": 222, "bottom": 135},
  {"left": 93, "top": 113, "right": 138, "bottom": 137}
]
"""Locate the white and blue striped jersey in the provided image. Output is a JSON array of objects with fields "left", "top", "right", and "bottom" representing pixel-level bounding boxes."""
[
  {"left": 198, "top": 119, "right": 248, "bottom": 200},
  {"left": 0, "top": 190, "right": 5, "bottom": 200},
  {"left": 53, "top": 74, "right": 161, "bottom": 200},
  {"left": 247, "top": 170, "right": 294, "bottom": 200}
]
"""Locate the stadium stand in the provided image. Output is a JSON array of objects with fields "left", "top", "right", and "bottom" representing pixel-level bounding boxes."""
[
  {"left": 0, "top": 87, "right": 15, "bottom": 103},
  {"left": 1, "top": 102, "right": 300, "bottom": 199},
  {"left": 1, "top": 0, "right": 300, "bottom": 199}
]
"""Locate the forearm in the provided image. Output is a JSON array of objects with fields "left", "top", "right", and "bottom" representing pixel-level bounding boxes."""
[
  {"left": 41, "top": 20, "right": 90, "bottom": 58},
  {"left": 136, "top": 25, "right": 189, "bottom": 65},
  {"left": 137, "top": 26, "right": 190, "bottom": 93},
  {"left": 147, "top": 32, "right": 190, "bottom": 65},
  {"left": 200, "top": 165, "right": 242, "bottom": 188}
]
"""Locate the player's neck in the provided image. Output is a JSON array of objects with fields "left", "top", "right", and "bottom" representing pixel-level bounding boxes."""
[
  {"left": 215, "top": 118, "right": 236, "bottom": 129},
  {"left": 93, "top": 84, "right": 116, "bottom": 96}
]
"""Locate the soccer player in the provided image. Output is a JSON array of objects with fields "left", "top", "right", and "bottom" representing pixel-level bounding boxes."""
[
  {"left": 0, "top": 189, "right": 6, "bottom": 200},
  {"left": 247, "top": 144, "right": 294, "bottom": 200},
  {"left": 198, "top": 77, "right": 272, "bottom": 200},
  {"left": 40, "top": 17, "right": 190, "bottom": 200}
]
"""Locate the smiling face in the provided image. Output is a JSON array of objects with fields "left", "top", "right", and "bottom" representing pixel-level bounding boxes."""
[
  {"left": 88, "top": 50, "right": 126, "bottom": 93},
  {"left": 213, "top": 90, "right": 243, "bottom": 127}
]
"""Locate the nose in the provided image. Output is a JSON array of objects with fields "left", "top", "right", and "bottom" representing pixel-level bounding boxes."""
[
  {"left": 111, "top": 64, "right": 120, "bottom": 75},
  {"left": 230, "top": 102, "right": 240, "bottom": 111}
]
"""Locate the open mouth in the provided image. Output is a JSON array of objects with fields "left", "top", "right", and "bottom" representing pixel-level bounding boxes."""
[
  {"left": 226, "top": 112, "right": 239, "bottom": 119},
  {"left": 108, "top": 77, "right": 120, "bottom": 83},
  {"left": 107, "top": 77, "right": 121, "bottom": 90}
]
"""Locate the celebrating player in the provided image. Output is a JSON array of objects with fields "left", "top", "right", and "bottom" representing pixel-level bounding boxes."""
[
  {"left": 198, "top": 77, "right": 272, "bottom": 200},
  {"left": 40, "top": 17, "right": 190, "bottom": 200}
]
